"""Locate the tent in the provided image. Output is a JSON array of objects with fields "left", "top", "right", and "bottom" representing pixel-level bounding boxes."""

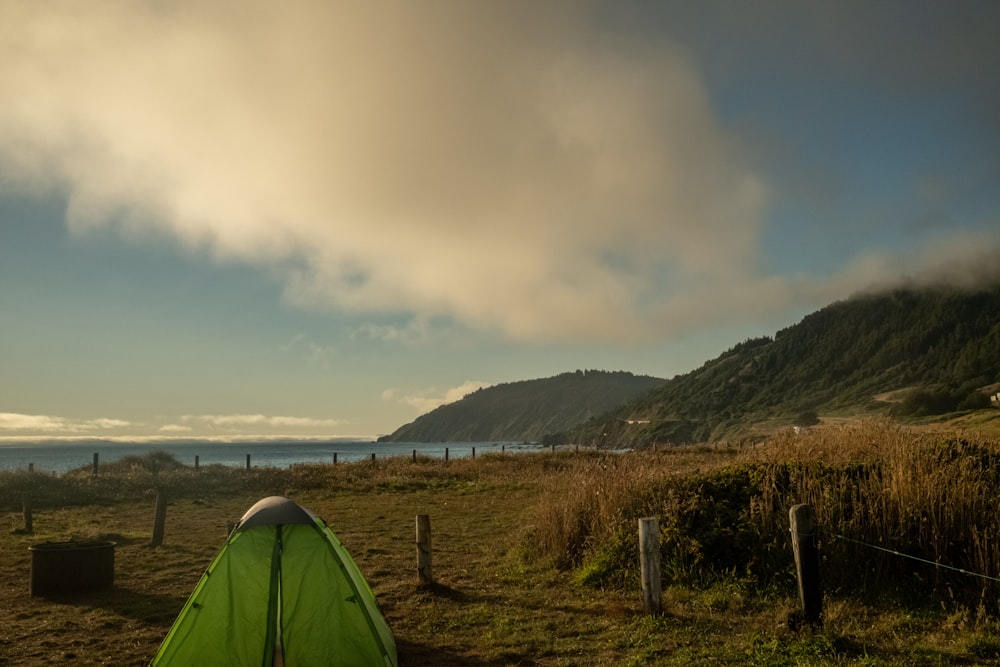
[{"left": 150, "top": 496, "right": 398, "bottom": 666}]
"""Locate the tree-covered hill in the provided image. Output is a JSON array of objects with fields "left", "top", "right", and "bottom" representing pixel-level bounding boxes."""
[
  {"left": 565, "top": 284, "right": 1000, "bottom": 447},
  {"left": 377, "top": 371, "right": 665, "bottom": 443}
]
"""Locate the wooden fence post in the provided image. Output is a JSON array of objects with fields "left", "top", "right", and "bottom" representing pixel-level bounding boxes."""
[
  {"left": 28, "top": 462, "right": 34, "bottom": 473},
  {"left": 371, "top": 453, "right": 376, "bottom": 462},
  {"left": 444, "top": 447, "right": 449, "bottom": 462},
  {"left": 22, "top": 495, "right": 33, "bottom": 534},
  {"left": 472, "top": 447, "right": 476, "bottom": 459},
  {"left": 416, "top": 514, "right": 433, "bottom": 584},
  {"left": 412, "top": 449, "right": 417, "bottom": 463},
  {"left": 195, "top": 455, "right": 199, "bottom": 470},
  {"left": 789, "top": 504, "right": 822, "bottom": 626},
  {"left": 639, "top": 517, "right": 662, "bottom": 614},
  {"left": 333, "top": 452, "right": 338, "bottom": 464},
  {"left": 151, "top": 491, "right": 168, "bottom": 547},
  {"left": 246, "top": 454, "right": 251, "bottom": 470},
  {"left": 92, "top": 452, "right": 99, "bottom": 477}
]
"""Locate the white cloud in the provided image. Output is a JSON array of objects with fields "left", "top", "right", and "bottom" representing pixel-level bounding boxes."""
[
  {"left": 352, "top": 318, "right": 436, "bottom": 345},
  {"left": 87, "top": 418, "right": 131, "bottom": 429},
  {"left": 0, "top": 412, "right": 130, "bottom": 432},
  {"left": 0, "top": 411, "right": 348, "bottom": 437},
  {"left": 0, "top": 2, "right": 771, "bottom": 343},
  {"left": 158, "top": 424, "right": 193, "bottom": 433},
  {"left": 182, "top": 414, "right": 345, "bottom": 430},
  {"left": 384, "top": 380, "right": 492, "bottom": 415},
  {"left": 281, "top": 333, "right": 336, "bottom": 366},
  {"left": 0, "top": 413, "right": 65, "bottom": 431},
  {"left": 0, "top": 2, "right": 995, "bottom": 346}
]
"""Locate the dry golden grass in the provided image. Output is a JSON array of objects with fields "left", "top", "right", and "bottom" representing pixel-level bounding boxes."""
[
  {"left": 4, "top": 434, "right": 1000, "bottom": 665},
  {"left": 740, "top": 420, "right": 1000, "bottom": 601},
  {"left": 531, "top": 421, "right": 1000, "bottom": 600},
  {"left": 532, "top": 447, "right": 735, "bottom": 568}
]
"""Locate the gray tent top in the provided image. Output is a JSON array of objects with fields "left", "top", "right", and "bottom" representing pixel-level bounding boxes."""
[{"left": 237, "top": 495, "right": 318, "bottom": 530}]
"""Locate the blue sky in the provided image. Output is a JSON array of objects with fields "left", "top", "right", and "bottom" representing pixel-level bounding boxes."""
[{"left": 1, "top": 1, "right": 998, "bottom": 441}]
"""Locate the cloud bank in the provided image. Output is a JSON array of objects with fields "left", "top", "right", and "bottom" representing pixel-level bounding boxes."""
[
  {"left": 383, "top": 381, "right": 492, "bottom": 415},
  {"left": 180, "top": 414, "right": 345, "bottom": 430},
  {"left": 0, "top": 411, "right": 346, "bottom": 439},
  {"left": 0, "top": 2, "right": 997, "bottom": 343},
  {"left": 0, "top": 412, "right": 129, "bottom": 433}
]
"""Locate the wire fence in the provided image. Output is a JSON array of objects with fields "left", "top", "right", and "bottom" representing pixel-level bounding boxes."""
[{"left": 824, "top": 529, "right": 1000, "bottom": 584}]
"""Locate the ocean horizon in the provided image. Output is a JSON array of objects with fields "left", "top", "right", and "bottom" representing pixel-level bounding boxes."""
[{"left": 0, "top": 438, "right": 543, "bottom": 475}]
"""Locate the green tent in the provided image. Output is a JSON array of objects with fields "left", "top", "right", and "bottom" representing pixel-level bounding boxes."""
[{"left": 150, "top": 496, "right": 397, "bottom": 666}]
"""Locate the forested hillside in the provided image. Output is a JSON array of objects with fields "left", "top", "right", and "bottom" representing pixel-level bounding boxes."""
[
  {"left": 377, "top": 371, "right": 665, "bottom": 442},
  {"left": 564, "top": 285, "right": 1000, "bottom": 447}
]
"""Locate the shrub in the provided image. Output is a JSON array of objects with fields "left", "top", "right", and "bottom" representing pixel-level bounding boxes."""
[{"left": 533, "top": 421, "right": 1000, "bottom": 610}]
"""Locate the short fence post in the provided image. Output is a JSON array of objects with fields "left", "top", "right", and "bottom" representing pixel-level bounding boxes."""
[
  {"left": 472, "top": 446, "right": 476, "bottom": 459},
  {"left": 789, "top": 504, "right": 822, "bottom": 626},
  {"left": 22, "top": 495, "right": 33, "bottom": 534},
  {"left": 333, "top": 452, "right": 338, "bottom": 464},
  {"left": 551, "top": 443, "right": 556, "bottom": 453},
  {"left": 28, "top": 462, "right": 34, "bottom": 473},
  {"left": 151, "top": 491, "right": 168, "bottom": 547},
  {"left": 445, "top": 447, "right": 449, "bottom": 462},
  {"left": 371, "top": 453, "right": 376, "bottom": 462},
  {"left": 246, "top": 454, "right": 251, "bottom": 470},
  {"left": 639, "top": 517, "right": 662, "bottom": 614},
  {"left": 194, "top": 455, "right": 199, "bottom": 470},
  {"left": 92, "top": 452, "right": 99, "bottom": 477},
  {"left": 416, "top": 514, "right": 433, "bottom": 584},
  {"left": 412, "top": 449, "right": 417, "bottom": 463}
]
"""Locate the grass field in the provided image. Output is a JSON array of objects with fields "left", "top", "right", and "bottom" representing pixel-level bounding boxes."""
[{"left": 4, "top": 421, "right": 1000, "bottom": 665}]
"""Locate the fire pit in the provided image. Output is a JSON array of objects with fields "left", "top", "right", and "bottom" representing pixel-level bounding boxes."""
[{"left": 29, "top": 540, "right": 115, "bottom": 596}]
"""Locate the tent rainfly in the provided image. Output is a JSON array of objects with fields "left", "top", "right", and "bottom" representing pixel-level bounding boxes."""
[{"left": 150, "top": 496, "right": 397, "bottom": 666}]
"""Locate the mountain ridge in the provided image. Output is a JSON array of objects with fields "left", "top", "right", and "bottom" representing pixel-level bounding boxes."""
[
  {"left": 380, "top": 284, "right": 1000, "bottom": 445},
  {"left": 377, "top": 370, "right": 665, "bottom": 443},
  {"left": 564, "top": 284, "right": 1000, "bottom": 447}
]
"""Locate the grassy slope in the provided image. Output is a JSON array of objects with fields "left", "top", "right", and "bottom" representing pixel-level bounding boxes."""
[
  {"left": 3, "top": 446, "right": 1000, "bottom": 665},
  {"left": 569, "top": 286, "right": 1000, "bottom": 447},
  {"left": 382, "top": 371, "right": 666, "bottom": 443}
]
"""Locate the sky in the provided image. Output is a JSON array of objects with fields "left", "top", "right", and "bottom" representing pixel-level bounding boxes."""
[{"left": 1, "top": 1, "right": 999, "bottom": 441}]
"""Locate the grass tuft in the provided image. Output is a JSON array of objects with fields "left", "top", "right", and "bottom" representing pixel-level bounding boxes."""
[{"left": 5, "top": 426, "right": 1000, "bottom": 664}]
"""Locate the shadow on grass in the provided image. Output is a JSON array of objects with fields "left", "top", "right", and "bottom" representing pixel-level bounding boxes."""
[
  {"left": 396, "top": 638, "right": 539, "bottom": 667},
  {"left": 104, "top": 586, "right": 187, "bottom": 625},
  {"left": 413, "top": 580, "right": 514, "bottom": 608},
  {"left": 35, "top": 586, "right": 187, "bottom": 626},
  {"left": 417, "top": 580, "right": 476, "bottom": 602}
]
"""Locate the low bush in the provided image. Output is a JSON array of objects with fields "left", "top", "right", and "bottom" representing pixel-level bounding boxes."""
[{"left": 534, "top": 420, "right": 1000, "bottom": 611}]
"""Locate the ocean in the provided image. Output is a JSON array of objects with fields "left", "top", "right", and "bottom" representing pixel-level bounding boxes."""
[{"left": 0, "top": 439, "right": 543, "bottom": 475}]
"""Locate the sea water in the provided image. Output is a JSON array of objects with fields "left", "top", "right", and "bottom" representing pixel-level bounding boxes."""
[{"left": 0, "top": 439, "right": 544, "bottom": 475}]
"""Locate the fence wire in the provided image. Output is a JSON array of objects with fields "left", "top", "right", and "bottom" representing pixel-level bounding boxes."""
[{"left": 826, "top": 530, "right": 1000, "bottom": 584}]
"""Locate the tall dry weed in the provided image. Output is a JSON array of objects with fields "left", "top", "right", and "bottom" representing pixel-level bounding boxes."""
[
  {"left": 742, "top": 419, "right": 1000, "bottom": 598},
  {"left": 532, "top": 448, "right": 733, "bottom": 569},
  {"left": 534, "top": 420, "right": 1000, "bottom": 606}
]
